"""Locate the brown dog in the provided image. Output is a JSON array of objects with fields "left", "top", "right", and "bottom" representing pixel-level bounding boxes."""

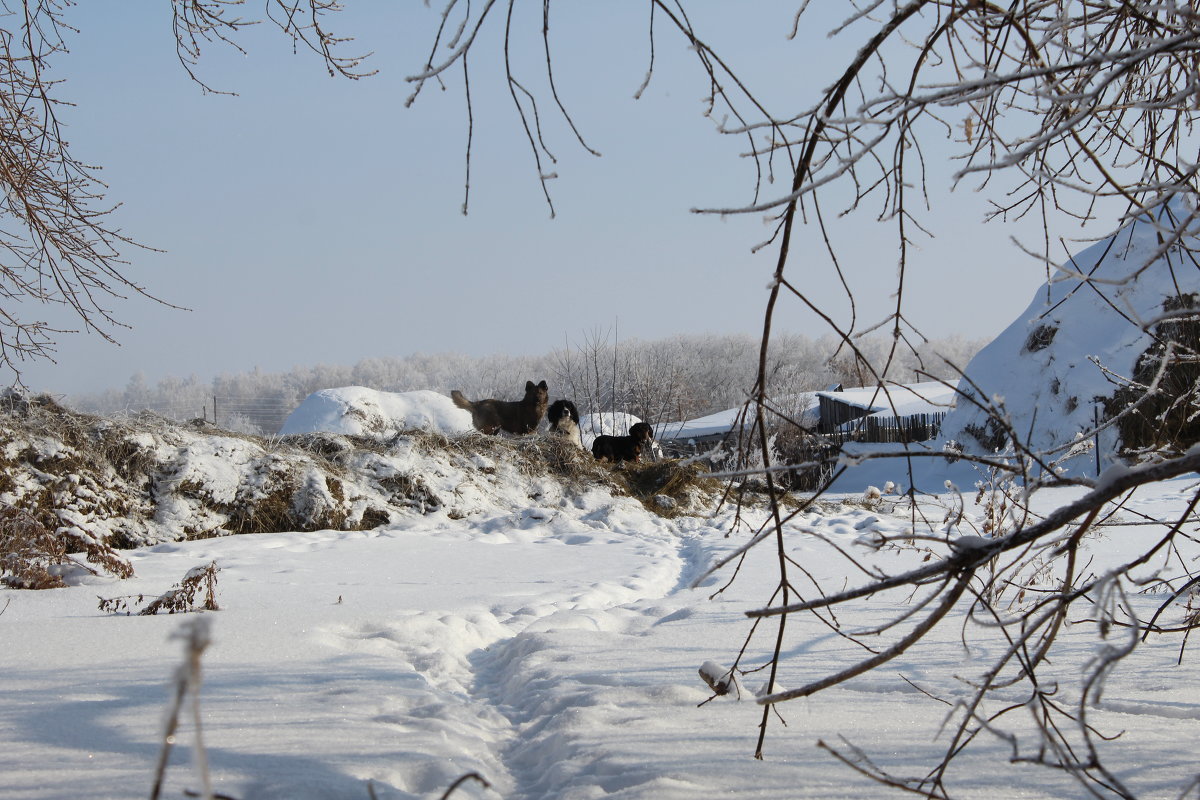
[
  {"left": 591, "top": 421, "right": 654, "bottom": 463},
  {"left": 451, "top": 380, "right": 548, "bottom": 435}
]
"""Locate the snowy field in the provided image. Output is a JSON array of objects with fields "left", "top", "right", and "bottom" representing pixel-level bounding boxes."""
[{"left": 3, "top": 461, "right": 1200, "bottom": 800}]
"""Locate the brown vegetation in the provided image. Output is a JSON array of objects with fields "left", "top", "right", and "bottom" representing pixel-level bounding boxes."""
[
  {"left": 98, "top": 562, "right": 220, "bottom": 615},
  {"left": 0, "top": 505, "right": 132, "bottom": 589}
]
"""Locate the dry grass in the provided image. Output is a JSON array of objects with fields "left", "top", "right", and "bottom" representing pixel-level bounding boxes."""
[
  {"left": 0, "top": 505, "right": 133, "bottom": 589},
  {"left": 514, "top": 434, "right": 620, "bottom": 491},
  {"left": 99, "top": 562, "right": 220, "bottom": 615},
  {"left": 1105, "top": 294, "right": 1200, "bottom": 459},
  {"left": 0, "top": 506, "right": 65, "bottom": 589},
  {"left": 0, "top": 394, "right": 407, "bottom": 548},
  {"left": 604, "top": 457, "right": 721, "bottom": 517}
]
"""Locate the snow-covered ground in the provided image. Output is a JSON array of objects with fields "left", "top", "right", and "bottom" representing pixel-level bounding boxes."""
[{"left": 4, "top": 457, "right": 1199, "bottom": 799}]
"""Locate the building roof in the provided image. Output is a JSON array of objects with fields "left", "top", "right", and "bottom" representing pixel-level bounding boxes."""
[
  {"left": 815, "top": 381, "right": 959, "bottom": 418},
  {"left": 655, "top": 394, "right": 821, "bottom": 441}
]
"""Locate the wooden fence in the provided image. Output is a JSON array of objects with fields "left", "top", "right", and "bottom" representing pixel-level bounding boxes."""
[{"left": 832, "top": 412, "right": 947, "bottom": 444}]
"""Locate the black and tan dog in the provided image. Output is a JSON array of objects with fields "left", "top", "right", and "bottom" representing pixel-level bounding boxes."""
[
  {"left": 592, "top": 421, "right": 654, "bottom": 463},
  {"left": 547, "top": 399, "right": 584, "bottom": 449},
  {"left": 452, "top": 380, "right": 548, "bottom": 435}
]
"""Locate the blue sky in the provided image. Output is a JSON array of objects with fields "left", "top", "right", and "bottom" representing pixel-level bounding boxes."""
[{"left": 12, "top": 2, "right": 1055, "bottom": 396}]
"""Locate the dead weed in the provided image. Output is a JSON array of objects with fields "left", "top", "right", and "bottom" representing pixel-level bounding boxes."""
[
  {"left": 99, "top": 561, "right": 220, "bottom": 615},
  {"left": 1, "top": 506, "right": 133, "bottom": 589}
]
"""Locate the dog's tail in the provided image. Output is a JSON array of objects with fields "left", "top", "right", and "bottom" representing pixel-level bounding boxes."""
[{"left": 450, "top": 390, "right": 473, "bottom": 412}]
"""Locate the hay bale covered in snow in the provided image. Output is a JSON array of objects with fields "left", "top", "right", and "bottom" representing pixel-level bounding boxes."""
[
  {"left": 940, "top": 200, "right": 1200, "bottom": 476},
  {"left": 280, "top": 387, "right": 472, "bottom": 440}
]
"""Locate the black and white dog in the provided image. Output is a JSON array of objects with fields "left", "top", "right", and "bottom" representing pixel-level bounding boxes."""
[{"left": 546, "top": 399, "right": 584, "bottom": 449}]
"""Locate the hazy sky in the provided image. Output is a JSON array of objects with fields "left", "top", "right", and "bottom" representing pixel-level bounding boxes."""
[{"left": 11, "top": 3, "right": 1059, "bottom": 397}]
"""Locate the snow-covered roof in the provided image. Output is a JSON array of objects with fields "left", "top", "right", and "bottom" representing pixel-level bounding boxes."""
[
  {"left": 655, "top": 394, "right": 821, "bottom": 441},
  {"left": 655, "top": 406, "right": 748, "bottom": 442},
  {"left": 816, "top": 381, "right": 959, "bottom": 417}
]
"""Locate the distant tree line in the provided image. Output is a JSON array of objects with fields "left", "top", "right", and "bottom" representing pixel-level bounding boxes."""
[{"left": 67, "top": 332, "right": 986, "bottom": 435}]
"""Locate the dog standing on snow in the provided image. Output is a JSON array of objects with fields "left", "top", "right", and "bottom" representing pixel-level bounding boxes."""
[
  {"left": 592, "top": 421, "right": 654, "bottom": 463},
  {"left": 451, "top": 380, "right": 548, "bottom": 435},
  {"left": 546, "top": 399, "right": 584, "bottom": 449}
]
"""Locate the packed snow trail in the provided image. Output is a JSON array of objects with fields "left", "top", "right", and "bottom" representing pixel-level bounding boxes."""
[{"left": 306, "top": 496, "right": 701, "bottom": 799}]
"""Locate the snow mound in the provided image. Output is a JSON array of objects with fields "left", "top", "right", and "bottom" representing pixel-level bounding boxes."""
[
  {"left": 279, "top": 387, "right": 472, "bottom": 439},
  {"left": 941, "top": 199, "right": 1200, "bottom": 477}
]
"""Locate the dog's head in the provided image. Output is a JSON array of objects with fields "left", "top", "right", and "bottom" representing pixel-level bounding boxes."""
[
  {"left": 524, "top": 380, "right": 549, "bottom": 406},
  {"left": 629, "top": 422, "right": 653, "bottom": 443},
  {"left": 547, "top": 399, "right": 580, "bottom": 426}
]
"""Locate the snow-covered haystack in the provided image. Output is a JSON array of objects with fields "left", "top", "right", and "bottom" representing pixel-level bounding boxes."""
[
  {"left": 941, "top": 200, "right": 1200, "bottom": 476},
  {"left": 279, "top": 386, "right": 472, "bottom": 439},
  {"left": 0, "top": 391, "right": 399, "bottom": 547}
]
